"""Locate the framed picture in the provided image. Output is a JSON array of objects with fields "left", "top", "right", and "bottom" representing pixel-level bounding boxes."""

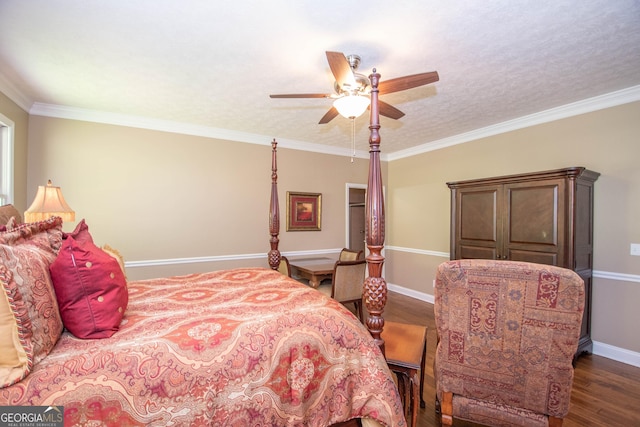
[{"left": 286, "top": 191, "right": 322, "bottom": 231}]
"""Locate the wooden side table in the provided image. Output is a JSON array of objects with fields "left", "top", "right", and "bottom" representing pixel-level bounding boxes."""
[{"left": 381, "top": 321, "right": 427, "bottom": 427}]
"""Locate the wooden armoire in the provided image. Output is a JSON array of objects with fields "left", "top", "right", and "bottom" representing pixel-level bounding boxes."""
[{"left": 447, "top": 167, "right": 599, "bottom": 357}]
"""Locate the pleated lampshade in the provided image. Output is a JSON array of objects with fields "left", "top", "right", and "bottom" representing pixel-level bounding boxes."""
[{"left": 24, "top": 180, "right": 75, "bottom": 222}]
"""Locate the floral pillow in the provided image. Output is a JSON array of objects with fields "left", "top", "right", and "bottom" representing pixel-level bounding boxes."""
[{"left": 0, "top": 217, "right": 64, "bottom": 388}]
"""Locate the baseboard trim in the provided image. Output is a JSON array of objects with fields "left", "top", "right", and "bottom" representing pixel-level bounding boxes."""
[
  {"left": 125, "top": 252, "right": 265, "bottom": 268},
  {"left": 592, "top": 341, "right": 640, "bottom": 368},
  {"left": 386, "top": 246, "right": 640, "bottom": 284},
  {"left": 387, "top": 282, "right": 435, "bottom": 304},
  {"left": 387, "top": 281, "right": 640, "bottom": 368},
  {"left": 593, "top": 270, "right": 640, "bottom": 283},
  {"left": 124, "top": 248, "right": 342, "bottom": 268},
  {"left": 124, "top": 250, "right": 640, "bottom": 368}
]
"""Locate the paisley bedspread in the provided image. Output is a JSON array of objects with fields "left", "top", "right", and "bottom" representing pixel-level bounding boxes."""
[{"left": 0, "top": 268, "right": 405, "bottom": 426}]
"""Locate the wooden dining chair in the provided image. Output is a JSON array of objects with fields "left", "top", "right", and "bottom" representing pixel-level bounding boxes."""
[
  {"left": 317, "top": 259, "right": 366, "bottom": 321},
  {"left": 339, "top": 248, "right": 364, "bottom": 261},
  {"left": 277, "top": 256, "right": 292, "bottom": 277}
]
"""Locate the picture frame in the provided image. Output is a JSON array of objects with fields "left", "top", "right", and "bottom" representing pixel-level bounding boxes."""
[{"left": 286, "top": 191, "right": 322, "bottom": 231}]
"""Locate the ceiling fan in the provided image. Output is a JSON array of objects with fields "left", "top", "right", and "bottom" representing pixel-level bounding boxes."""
[{"left": 270, "top": 51, "right": 439, "bottom": 124}]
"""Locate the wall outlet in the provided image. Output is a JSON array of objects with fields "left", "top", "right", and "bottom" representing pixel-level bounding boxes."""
[{"left": 631, "top": 243, "right": 640, "bottom": 256}]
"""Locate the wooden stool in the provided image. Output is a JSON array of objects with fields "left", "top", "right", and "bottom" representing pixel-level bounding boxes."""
[{"left": 381, "top": 321, "right": 427, "bottom": 427}]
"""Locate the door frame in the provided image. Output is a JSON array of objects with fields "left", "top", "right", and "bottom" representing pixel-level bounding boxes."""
[
  {"left": 345, "top": 183, "right": 387, "bottom": 278},
  {"left": 345, "top": 183, "right": 367, "bottom": 252}
]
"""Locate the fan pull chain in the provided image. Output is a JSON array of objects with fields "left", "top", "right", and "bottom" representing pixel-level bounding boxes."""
[{"left": 351, "top": 118, "right": 356, "bottom": 163}]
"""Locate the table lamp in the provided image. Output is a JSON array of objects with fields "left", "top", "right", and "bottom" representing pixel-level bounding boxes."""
[{"left": 24, "top": 180, "right": 75, "bottom": 222}]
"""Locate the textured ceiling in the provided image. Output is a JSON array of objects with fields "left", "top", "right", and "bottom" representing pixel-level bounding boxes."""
[{"left": 1, "top": 0, "right": 639, "bottom": 158}]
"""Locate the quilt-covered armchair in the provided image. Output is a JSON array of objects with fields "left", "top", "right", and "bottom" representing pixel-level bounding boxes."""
[{"left": 434, "top": 259, "right": 585, "bottom": 427}]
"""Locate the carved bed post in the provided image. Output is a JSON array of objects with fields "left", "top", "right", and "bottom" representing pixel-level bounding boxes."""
[
  {"left": 363, "top": 69, "right": 387, "bottom": 354},
  {"left": 268, "top": 138, "right": 281, "bottom": 270}
]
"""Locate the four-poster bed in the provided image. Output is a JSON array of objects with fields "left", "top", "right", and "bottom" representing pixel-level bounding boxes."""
[
  {"left": 269, "top": 68, "right": 389, "bottom": 351},
  {"left": 0, "top": 73, "right": 403, "bottom": 426}
]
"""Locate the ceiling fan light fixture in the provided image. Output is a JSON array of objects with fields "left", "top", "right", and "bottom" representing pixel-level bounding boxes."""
[
  {"left": 333, "top": 95, "right": 370, "bottom": 119},
  {"left": 270, "top": 51, "right": 438, "bottom": 124}
]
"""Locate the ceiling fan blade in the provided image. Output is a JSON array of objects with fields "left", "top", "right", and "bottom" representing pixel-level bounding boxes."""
[
  {"left": 378, "top": 71, "right": 439, "bottom": 94},
  {"left": 319, "top": 107, "right": 339, "bottom": 124},
  {"left": 326, "top": 51, "right": 357, "bottom": 89},
  {"left": 378, "top": 100, "right": 405, "bottom": 120},
  {"left": 270, "top": 93, "right": 331, "bottom": 99}
]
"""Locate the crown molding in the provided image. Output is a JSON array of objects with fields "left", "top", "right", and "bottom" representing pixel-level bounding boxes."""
[
  {"left": 28, "top": 102, "right": 370, "bottom": 159},
  {"left": 0, "top": 72, "right": 33, "bottom": 112},
  {"left": 384, "top": 85, "right": 640, "bottom": 161},
  {"left": 6, "top": 82, "right": 638, "bottom": 161}
]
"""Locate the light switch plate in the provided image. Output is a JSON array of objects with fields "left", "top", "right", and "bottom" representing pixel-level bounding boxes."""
[{"left": 631, "top": 243, "right": 640, "bottom": 256}]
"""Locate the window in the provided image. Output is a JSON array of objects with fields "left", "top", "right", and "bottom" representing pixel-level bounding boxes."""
[{"left": 0, "top": 113, "right": 15, "bottom": 205}]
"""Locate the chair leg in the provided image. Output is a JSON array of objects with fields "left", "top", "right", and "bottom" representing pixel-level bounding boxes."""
[
  {"left": 354, "top": 301, "right": 363, "bottom": 322},
  {"left": 549, "top": 416, "right": 563, "bottom": 427},
  {"left": 395, "top": 372, "right": 411, "bottom": 424},
  {"left": 420, "top": 334, "right": 426, "bottom": 408},
  {"left": 441, "top": 391, "right": 453, "bottom": 425},
  {"left": 410, "top": 370, "right": 419, "bottom": 427}
]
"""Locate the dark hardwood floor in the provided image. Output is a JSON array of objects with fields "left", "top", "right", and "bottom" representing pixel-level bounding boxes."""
[{"left": 376, "top": 291, "right": 640, "bottom": 427}]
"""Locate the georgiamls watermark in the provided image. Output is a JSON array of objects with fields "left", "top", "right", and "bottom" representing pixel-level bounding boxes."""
[{"left": 0, "top": 406, "right": 63, "bottom": 427}]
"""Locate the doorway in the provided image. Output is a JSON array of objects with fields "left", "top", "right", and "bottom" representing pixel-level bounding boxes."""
[{"left": 346, "top": 184, "right": 366, "bottom": 253}]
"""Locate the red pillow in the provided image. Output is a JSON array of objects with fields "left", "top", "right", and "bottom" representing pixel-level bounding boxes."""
[
  {"left": 63, "top": 218, "right": 93, "bottom": 245},
  {"left": 49, "top": 235, "right": 128, "bottom": 339}
]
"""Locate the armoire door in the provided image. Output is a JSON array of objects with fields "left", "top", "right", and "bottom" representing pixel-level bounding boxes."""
[
  {"left": 452, "top": 185, "right": 501, "bottom": 260},
  {"left": 502, "top": 178, "right": 566, "bottom": 266}
]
